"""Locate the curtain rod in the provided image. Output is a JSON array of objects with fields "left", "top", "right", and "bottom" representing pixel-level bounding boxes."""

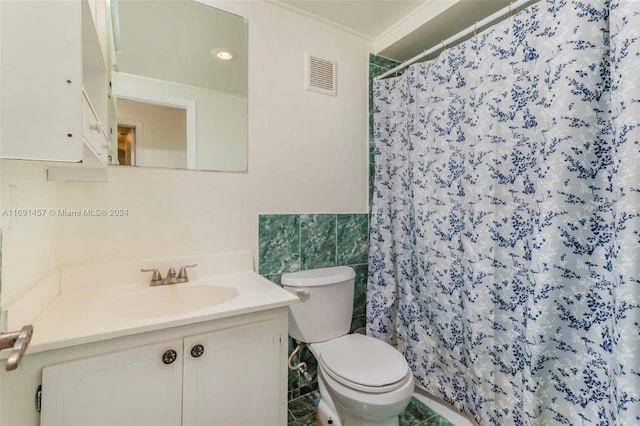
[{"left": 374, "top": 0, "right": 538, "bottom": 81}]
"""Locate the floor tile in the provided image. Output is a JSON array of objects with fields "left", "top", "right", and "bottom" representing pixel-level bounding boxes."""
[
  {"left": 288, "top": 412, "right": 318, "bottom": 426},
  {"left": 287, "top": 394, "right": 453, "bottom": 426},
  {"left": 400, "top": 397, "right": 437, "bottom": 426},
  {"left": 421, "top": 414, "right": 456, "bottom": 426}
]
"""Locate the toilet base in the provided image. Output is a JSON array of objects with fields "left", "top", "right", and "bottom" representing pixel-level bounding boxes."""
[
  {"left": 337, "top": 406, "right": 400, "bottom": 426},
  {"left": 317, "top": 397, "right": 400, "bottom": 426},
  {"left": 317, "top": 399, "right": 342, "bottom": 426}
]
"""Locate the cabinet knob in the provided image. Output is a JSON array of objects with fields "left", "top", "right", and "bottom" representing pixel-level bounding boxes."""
[
  {"left": 90, "top": 121, "right": 102, "bottom": 133},
  {"left": 190, "top": 344, "right": 204, "bottom": 358},
  {"left": 162, "top": 349, "right": 178, "bottom": 365}
]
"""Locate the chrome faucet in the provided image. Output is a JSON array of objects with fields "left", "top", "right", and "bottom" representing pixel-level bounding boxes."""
[{"left": 141, "top": 264, "right": 197, "bottom": 286}]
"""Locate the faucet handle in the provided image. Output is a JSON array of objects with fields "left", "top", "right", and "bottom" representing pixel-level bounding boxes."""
[
  {"left": 177, "top": 264, "right": 198, "bottom": 283},
  {"left": 141, "top": 268, "right": 163, "bottom": 286}
]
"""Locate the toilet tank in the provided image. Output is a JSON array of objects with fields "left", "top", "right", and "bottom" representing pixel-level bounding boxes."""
[{"left": 282, "top": 266, "right": 355, "bottom": 343}]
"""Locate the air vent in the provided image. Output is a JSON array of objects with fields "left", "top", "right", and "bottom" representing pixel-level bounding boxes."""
[{"left": 305, "top": 53, "right": 337, "bottom": 96}]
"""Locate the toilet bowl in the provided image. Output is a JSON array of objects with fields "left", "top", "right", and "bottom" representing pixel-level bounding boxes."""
[
  {"left": 311, "top": 334, "right": 414, "bottom": 425},
  {"left": 282, "top": 267, "right": 414, "bottom": 426}
]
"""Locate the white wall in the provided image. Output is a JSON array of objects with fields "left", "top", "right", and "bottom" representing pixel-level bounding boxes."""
[
  {"left": 55, "top": 0, "right": 370, "bottom": 267},
  {"left": 0, "top": 161, "right": 58, "bottom": 312}
]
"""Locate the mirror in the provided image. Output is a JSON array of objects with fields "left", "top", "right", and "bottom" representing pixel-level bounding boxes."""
[{"left": 114, "top": 0, "right": 248, "bottom": 171}]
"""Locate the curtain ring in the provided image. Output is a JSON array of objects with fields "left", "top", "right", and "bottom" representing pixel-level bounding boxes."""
[
  {"left": 509, "top": 2, "right": 513, "bottom": 19},
  {"left": 474, "top": 22, "right": 478, "bottom": 37},
  {"left": 441, "top": 40, "right": 447, "bottom": 51}
]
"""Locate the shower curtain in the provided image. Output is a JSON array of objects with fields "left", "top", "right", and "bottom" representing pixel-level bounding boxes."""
[{"left": 368, "top": 0, "right": 639, "bottom": 424}]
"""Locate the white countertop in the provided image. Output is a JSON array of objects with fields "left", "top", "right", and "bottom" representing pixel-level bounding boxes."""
[{"left": 28, "top": 271, "right": 298, "bottom": 354}]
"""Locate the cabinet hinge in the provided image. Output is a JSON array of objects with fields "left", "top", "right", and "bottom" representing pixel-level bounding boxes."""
[{"left": 35, "top": 385, "right": 42, "bottom": 413}]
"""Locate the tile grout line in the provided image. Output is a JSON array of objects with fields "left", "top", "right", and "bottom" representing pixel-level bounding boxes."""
[
  {"left": 334, "top": 214, "right": 338, "bottom": 266},
  {"left": 298, "top": 214, "right": 302, "bottom": 272},
  {"left": 414, "top": 414, "right": 437, "bottom": 426}
]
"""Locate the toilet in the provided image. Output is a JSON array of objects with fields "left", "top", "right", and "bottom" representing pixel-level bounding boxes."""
[{"left": 282, "top": 266, "right": 414, "bottom": 426}]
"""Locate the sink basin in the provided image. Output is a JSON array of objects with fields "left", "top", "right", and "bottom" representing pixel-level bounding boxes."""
[{"left": 109, "top": 284, "right": 239, "bottom": 318}]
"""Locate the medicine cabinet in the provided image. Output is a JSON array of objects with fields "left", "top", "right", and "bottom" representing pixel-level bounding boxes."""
[{"left": 0, "top": 0, "right": 116, "bottom": 182}]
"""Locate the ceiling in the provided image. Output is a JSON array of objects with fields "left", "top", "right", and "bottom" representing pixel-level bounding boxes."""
[
  {"left": 272, "top": 0, "right": 515, "bottom": 61},
  {"left": 115, "top": 0, "right": 522, "bottom": 97},
  {"left": 279, "top": 0, "right": 426, "bottom": 39}
]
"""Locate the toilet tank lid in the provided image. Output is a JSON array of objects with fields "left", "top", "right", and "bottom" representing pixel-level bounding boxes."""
[{"left": 281, "top": 266, "right": 355, "bottom": 287}]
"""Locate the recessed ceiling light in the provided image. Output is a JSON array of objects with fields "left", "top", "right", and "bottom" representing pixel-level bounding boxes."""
[{"left": 211, "top": 48, "right": 233, "bottom": 61}]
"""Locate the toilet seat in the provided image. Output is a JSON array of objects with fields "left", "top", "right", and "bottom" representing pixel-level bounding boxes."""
[{"left": 316, "top": 334, "right": 410, "bottom": 394}]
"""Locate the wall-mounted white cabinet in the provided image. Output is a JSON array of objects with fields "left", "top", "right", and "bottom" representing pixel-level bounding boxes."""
[
  {"left": 39, "top": 319, "right": 284, "bottom": 426},
  {"left": 0, "top": 0, "right": 113, "bottom": 182}
]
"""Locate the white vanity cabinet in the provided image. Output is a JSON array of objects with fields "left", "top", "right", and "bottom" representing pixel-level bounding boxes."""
[
  {"left": 0, "top": 0, "right": 112, "bottom": 181},
  {"left": 40, "top": 339, "right": 184, "bottom": 426},
  {"left": 39, "top": 317, "right": 286, "bottom": 426},
  {"left": 182, "top": 319, "right": 283, "bottom": 425}
]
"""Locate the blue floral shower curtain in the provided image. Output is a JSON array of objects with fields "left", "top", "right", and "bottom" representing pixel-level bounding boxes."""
[{"left": 368, "top": 0, "right": 639, "bottom": 424}]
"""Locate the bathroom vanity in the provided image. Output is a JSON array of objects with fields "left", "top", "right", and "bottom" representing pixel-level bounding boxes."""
[{"left": 0, "top": 252, "right": 298, "bottom": 426}]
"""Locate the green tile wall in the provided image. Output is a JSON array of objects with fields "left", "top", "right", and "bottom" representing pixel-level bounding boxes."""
[
  {"left": 300, "top": 214, "right": 337, "bottom": 269},
  {"left": 259, "top": 213, "right": 369, "bottom": 277},
  {"left": 258, "top": 213, "right": 369, "bottom": 400},
  {"left": 258, "top": 214, "right": 300, "bottom": 275}
]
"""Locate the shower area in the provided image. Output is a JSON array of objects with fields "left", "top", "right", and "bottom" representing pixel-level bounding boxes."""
[{"left": 367, "top": 0, "right": 640, "bottom": 424}]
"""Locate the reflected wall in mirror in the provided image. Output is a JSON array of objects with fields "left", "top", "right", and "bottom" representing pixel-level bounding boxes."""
[{"left": 114, "top": 0, "right": 248, "bottom": 171}]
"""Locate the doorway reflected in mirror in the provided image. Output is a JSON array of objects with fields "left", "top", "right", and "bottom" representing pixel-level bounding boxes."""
[
  {"left": 117, "top": 99, "right": 187, "bottom": 169},
  {"left": 117, "top": 125, "right": 135, "bottom": 166}
]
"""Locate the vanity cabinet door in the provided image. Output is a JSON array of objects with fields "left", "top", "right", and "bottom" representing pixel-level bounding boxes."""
[
  {"left": 40, "top": 340, "right": 183, "bottom": 426},
  {"left": 182, "top": 319, "right": 284, "bottom": 426}
]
